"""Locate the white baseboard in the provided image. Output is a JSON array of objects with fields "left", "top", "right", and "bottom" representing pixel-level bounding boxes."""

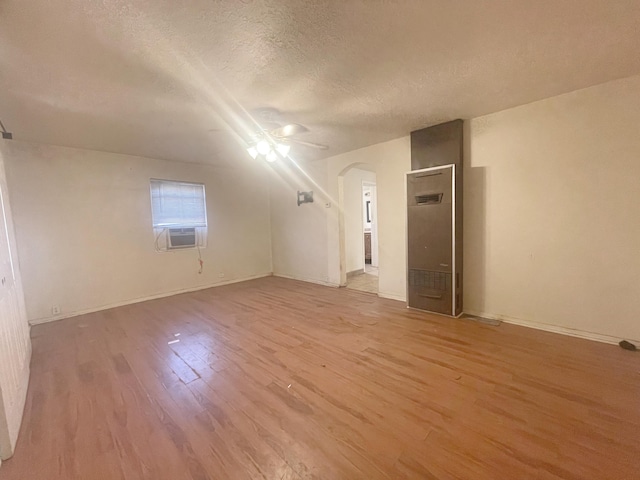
[
  {"left": 28, "top": 273, "right": 273, "bottom": 326},
  {"left": 463, "top": 309, "right": 636, "bottom": 345},
  {"left": 378, "top": 291, "right": 406, "bottom": 302},
  {"left": 27, "top": 274, "right": 633, "bottom": 347},
  {"left": 272, "top": 273, "right": 340, "bottom": 288}
]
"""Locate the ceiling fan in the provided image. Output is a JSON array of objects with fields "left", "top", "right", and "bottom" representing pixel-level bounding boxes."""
[
  {"left": 245, "top": 108, "right": 328, "bottom": 162},
  {"left": 263, "top": 122, "right": 328, "bottom": 151}
]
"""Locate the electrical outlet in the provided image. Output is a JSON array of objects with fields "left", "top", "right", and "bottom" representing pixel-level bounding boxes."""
[{"left": 52, "top": 305, "right": 61, "bottom": 315}]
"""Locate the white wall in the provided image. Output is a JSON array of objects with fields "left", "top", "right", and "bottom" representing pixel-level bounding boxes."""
[
  {"left": 269, "top": 159, "right": 332, "bottom": 285},
  {"left": 464, "top": 74, "right": 640, "bottom": 342},
  {"left": 0, "top": 145, "right": 31, "bottom": 461},
  {"left": 326, "top": 138, "right": 411, "bottom": 299},
  {"left": 1, "top": 141, "right": 273, "bottom": 323},
  {"left": 268, "top": 138, "right": 411, "bottom": 298},
  {"left": 344, "top": 168, "right": 376, "bottom": 273},
  {"left": 3, "top": 75, "right": 638, "bottom": 346},
  {"left": 270, "top": 74, "right": 640, "bottom": 343}
]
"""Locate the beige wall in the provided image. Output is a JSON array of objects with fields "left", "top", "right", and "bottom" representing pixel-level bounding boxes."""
[
  {"left": 464, "top": 74, "right": 640, "bottom": 342},
  {"left": 269, "top": 159, "right": 331, "bottom": 285},
  {"left": 270, "top": 74, "right": 640, "bottom": 343},
  {"left": 326, "top": 137, "right": 411, "bottom": 299},
  {"left": 0, "top": 145, "right": 31, "bottom": 461},
  {"left": 2, "top": 141, "right": 273, "bottom": 323},
  {"left": 268, "top": 138, "right": 412, "bottom": 299},
  {"left": 3, "top": 75, "right": 639, "bottom": 345}
]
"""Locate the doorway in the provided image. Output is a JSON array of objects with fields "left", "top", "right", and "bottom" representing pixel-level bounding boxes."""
[{"left": 341, "top": 167, "right": 378, "bottom": 294}]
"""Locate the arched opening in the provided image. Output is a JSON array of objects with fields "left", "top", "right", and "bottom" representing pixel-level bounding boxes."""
[{"left": 337, "top": 163, "right": 378, "bottom": 293}]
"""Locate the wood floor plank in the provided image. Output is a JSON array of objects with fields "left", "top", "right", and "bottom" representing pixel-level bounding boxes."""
[{"left": 2, "top": 276, "right": 639, "bottom": 479}]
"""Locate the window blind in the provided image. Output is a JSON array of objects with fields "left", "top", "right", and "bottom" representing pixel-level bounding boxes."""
[{"left": 150, "top": 179, "right": 207, "bottom": 228}]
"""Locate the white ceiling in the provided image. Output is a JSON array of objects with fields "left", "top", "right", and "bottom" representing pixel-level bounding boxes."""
[{"left": 1, "top": 0, "right": 640, "bottom": 166}]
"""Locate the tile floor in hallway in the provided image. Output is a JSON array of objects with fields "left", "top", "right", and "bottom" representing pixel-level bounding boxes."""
[{"left": 346, "top": 265, "right": 379, "bottom": 294}]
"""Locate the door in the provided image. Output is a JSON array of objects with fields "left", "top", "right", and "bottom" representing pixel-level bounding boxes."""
[{"left": 0, "top": 181, "right": 30, "bottom": 460}]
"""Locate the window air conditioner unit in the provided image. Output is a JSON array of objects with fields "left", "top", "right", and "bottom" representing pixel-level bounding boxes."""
[{"left": 168, "top": 227, "right": 196, "bottom": 249}]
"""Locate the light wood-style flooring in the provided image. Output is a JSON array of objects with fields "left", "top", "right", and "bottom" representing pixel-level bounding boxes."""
[{"left": 2, "top": 277, "right": 639, "bottom": 479}]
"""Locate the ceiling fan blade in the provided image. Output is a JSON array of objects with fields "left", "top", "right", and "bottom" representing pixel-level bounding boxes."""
[
  {"left": 269, "top": 123, "right": 309, "bottom": 138},
  {"left": 288, "top": 138, "right": 329, "bottom": 150},
  {"left": 259, "top": 121, "right": 282, "bottom": 131}
]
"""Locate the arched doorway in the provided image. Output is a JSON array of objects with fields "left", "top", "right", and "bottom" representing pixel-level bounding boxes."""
[{"left": 337, "top": 163, "right": 378, "bottom": 293}]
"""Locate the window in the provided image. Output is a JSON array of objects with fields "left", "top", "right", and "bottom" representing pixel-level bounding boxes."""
[
  {"left": 150, "top": 179, "right": 207, "bottom": 250},
  {"left": 150, "top": 179, "right": 207, "bottom": 228}
]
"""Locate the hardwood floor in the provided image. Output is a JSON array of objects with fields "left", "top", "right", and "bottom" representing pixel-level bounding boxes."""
[{"left": 2, "top": 276, "right": 639, "bottom": 479}]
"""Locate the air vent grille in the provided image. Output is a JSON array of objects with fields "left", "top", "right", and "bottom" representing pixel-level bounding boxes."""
[
  {"left": 409, "top": 269, "right": 450, "bottom": 291},
  {"left": 415, "top": 193, "right": 443, "bottom": 205}
]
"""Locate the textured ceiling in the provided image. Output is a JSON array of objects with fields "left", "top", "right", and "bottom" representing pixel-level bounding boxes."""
[{"left": 1, "top": 0, "right": 640, "bottom": 165}]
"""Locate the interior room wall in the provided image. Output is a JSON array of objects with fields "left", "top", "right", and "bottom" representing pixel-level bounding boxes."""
[
  {"left": 0, "top": 145, "right": 31, "bottom": 461},
  {"left": 464, "top": 73, "right": 640, "bottom": 343},
  {"left": 3, "top": 76, "right": 638, "bottom": 342},
  {"left": 268, "top": 138, "right": 411, "bottom": 297},
  {"left": 325, "top": 138, "right": 412, "bottom": 299},
  {"left": 270, "top": 74, "right": 640, "bottom": 343},
  {"left": 269, "top": 159, "right": 332, "bottom": 285},
  {"left": 344, "top": 168, "right": 376, "bottom": 274},
  {"left": 1, "top": 141, "right": 273, "bottom": 324}
]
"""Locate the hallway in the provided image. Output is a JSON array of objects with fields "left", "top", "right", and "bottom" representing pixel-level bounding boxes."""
[{"left": 346, "top": 265, "right": 378, "bottom": 294}]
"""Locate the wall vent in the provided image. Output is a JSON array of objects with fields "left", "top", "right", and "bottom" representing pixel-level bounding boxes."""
[
  {"left": 408, "top": 269, "right": 451, "bottom": 291},
  {"left": 415, "top": 193, "right": 443, "bottom": 205}
]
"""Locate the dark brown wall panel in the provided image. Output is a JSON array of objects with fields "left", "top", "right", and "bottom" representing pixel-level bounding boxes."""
[{"left": 409, "top": 120, "right": 463, "bottom": 316}]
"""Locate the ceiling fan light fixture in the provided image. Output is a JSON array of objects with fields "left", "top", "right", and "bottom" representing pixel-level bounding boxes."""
[
  {"left": 282, "top": 124, "right": 295, "bottom": 136},
  {"left": 256, "top": 139, "right": 270, "bottom": 155},
  {"left": 276, "top": 143, "right": 290, "bottom": 157},
  {"left": 247, "top": 146, "right": 258, "bottom": 159},
  {"left": 265, "top": 150, "right": 278, "bottom": 163}
]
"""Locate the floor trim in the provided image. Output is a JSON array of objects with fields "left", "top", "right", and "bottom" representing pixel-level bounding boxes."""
[
  {"left": 378, "top": 291, "right": 406, "bottom": 302},
  {"left": 28, "top": 273, "right": 273, "bottom": 325},
  {"left": 272, "top": 273, "right": 340, "bottom": 288},
  {"left": 28, "top": 272, "right": 636, "bottom": 346},
  {"left": 464, "top": 309, "right": 635, "bottom": 345}
]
